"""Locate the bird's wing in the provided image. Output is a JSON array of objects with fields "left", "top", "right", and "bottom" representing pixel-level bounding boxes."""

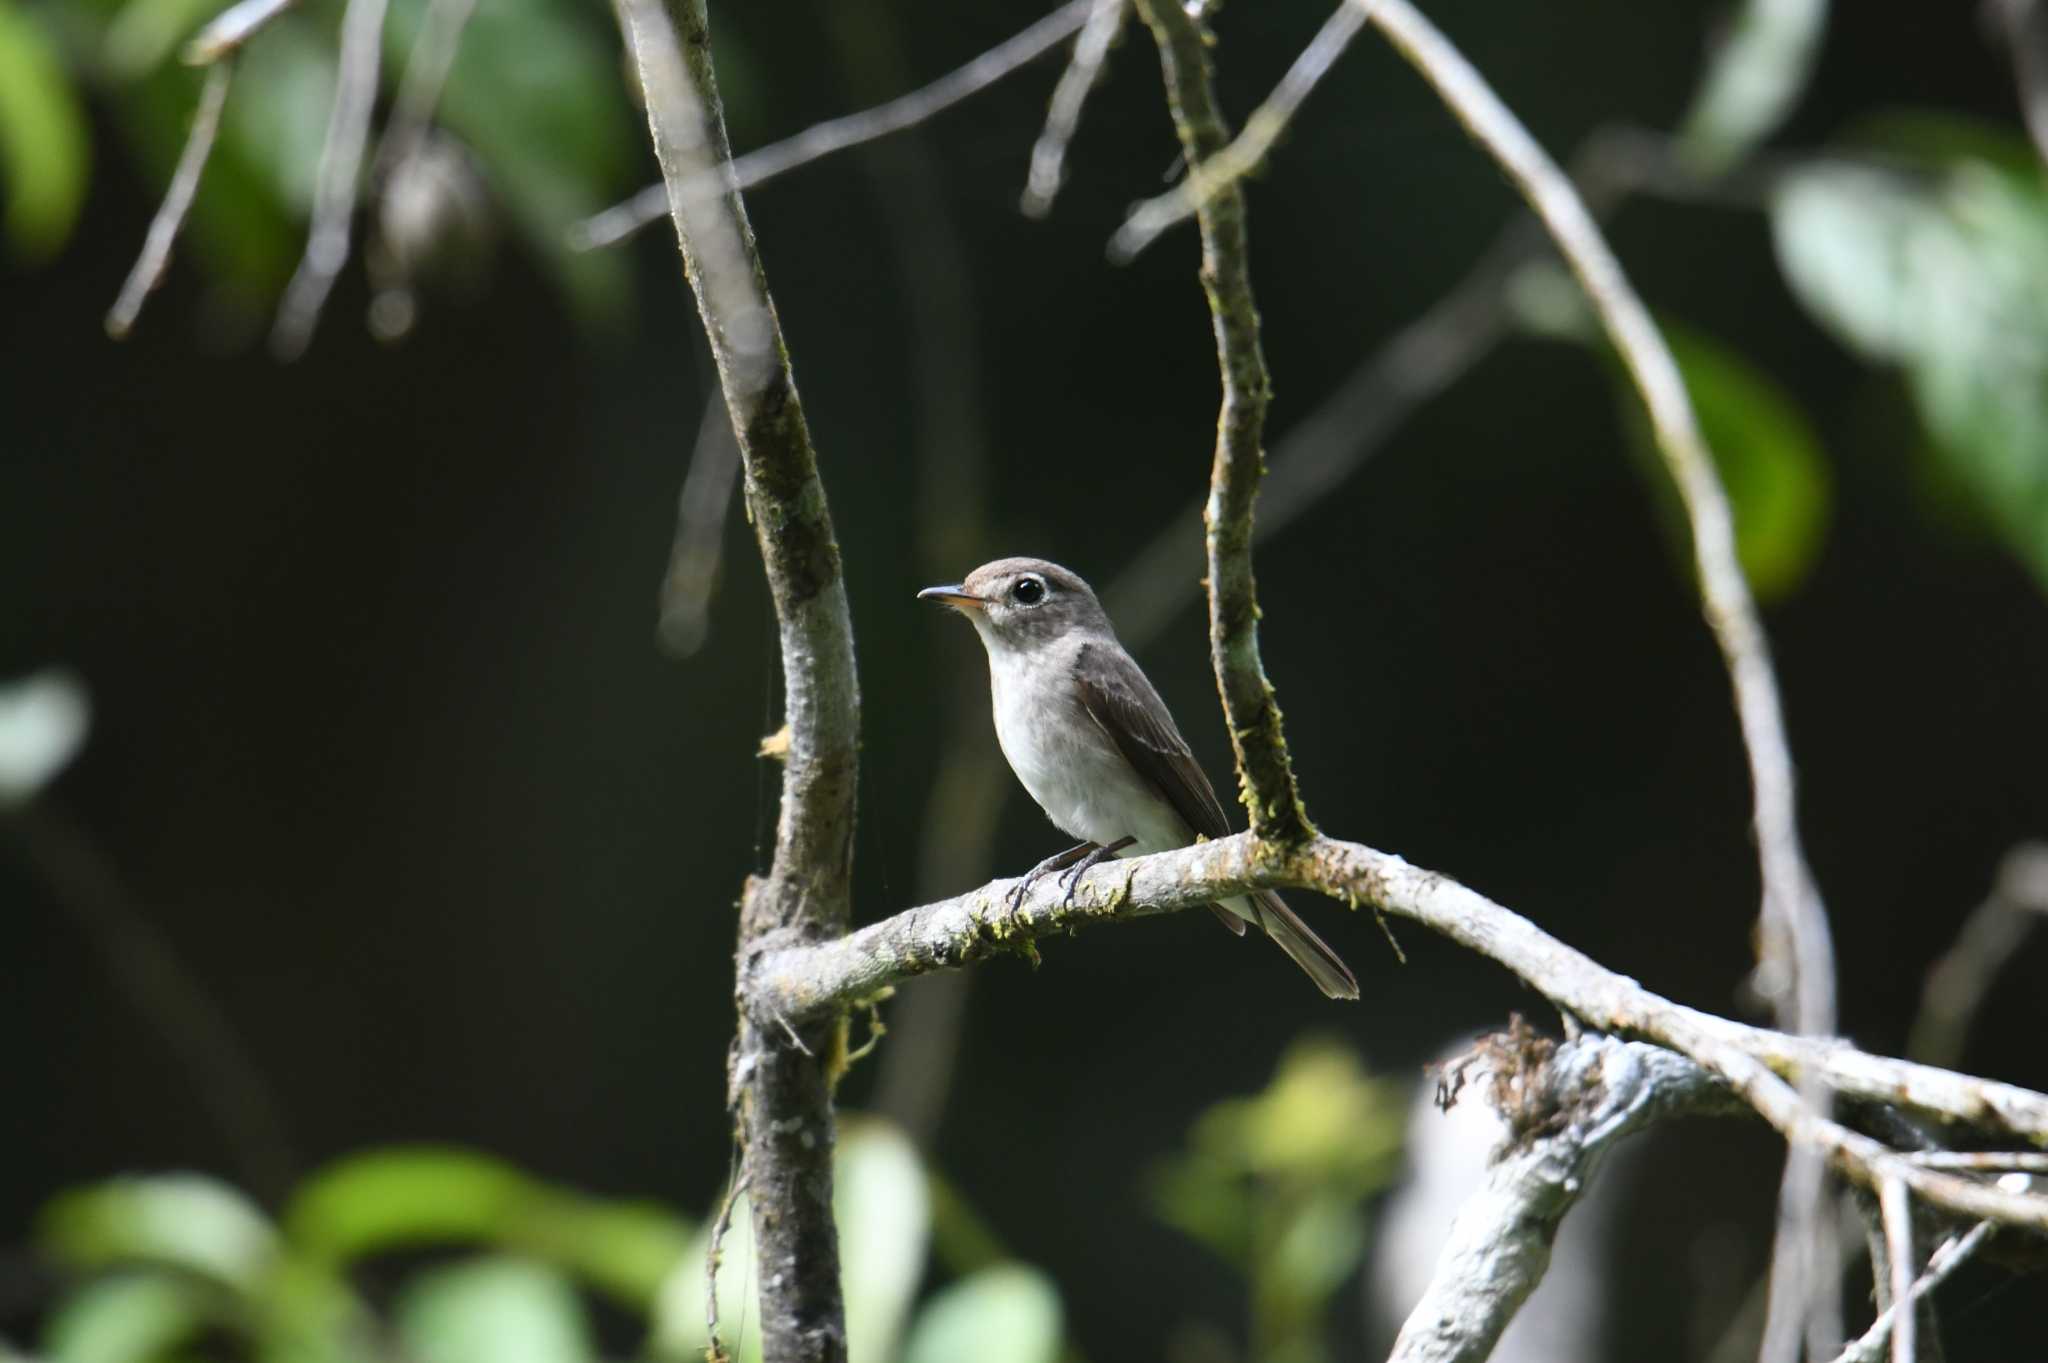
[{"left": 1071, "top": 640, "right": 1232, "bottom": 842}]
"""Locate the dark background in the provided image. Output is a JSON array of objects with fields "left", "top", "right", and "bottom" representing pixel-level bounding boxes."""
[{"left": 5, "top": 1, "right": 2045, "bottom": 1358}]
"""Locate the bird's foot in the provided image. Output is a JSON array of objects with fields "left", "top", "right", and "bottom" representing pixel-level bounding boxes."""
[
  {"left": 1056, "top": 836, "right": 1135, "bottom": 905},
  {"left": 1007, "top": 842, "right": 1097, "bottom": 913}
]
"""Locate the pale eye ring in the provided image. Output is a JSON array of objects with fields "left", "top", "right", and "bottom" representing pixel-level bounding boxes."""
[{"left": 1011, "top": 576, "right": 1046, "bottom": 606}]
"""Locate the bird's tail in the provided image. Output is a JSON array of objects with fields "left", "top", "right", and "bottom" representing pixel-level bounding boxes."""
[{"left": 1252, "top": 889, "right": 1360, "bottom": 1000}]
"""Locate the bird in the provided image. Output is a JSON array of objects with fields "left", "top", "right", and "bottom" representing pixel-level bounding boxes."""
[{"left": 918, "top": 556, "right": 1358, "bottom": 999}]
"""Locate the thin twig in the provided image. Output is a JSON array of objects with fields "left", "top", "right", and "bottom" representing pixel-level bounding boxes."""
[
  {"left": 1340, "top": 6, "right": 1843, "bottom": 1355},
  {"left": 1903, "top": 1150, "right": 2048, "bottom": 1173},
  {"left": 656, "top": 396, "right": 743, "bottom": 657},
  {"left": 106, "top": 61, "right": 235, "bottom": 340},
  {"left": 271, "top": 0, "right": 390, "bottom": 358},
  {"left": 574, "top": 0, "right": 1096, "bottom": 250},
  {"left": 704, "top": 1162, "right": 752, "bottom": 1360},
  {"left": 1909, "top": 843, "right": 2048, "bottom": 1067},
  {"left": 1112, "top": 0, "right": 1374, "bottom": 260},
  {"left": 371, "top": 0, "right": 479, "bottom": 181},
  {"left": 1878, "top": 1177, "right": 1916, "bottom": 1363},
  {"left": 1827, "top": 1221, "right": 1995, "bottom": 1363},
  {"left": 1020, "top": 0, "right": 1127, "bottom": 217},
  {"left": 1132, "top": 0, "right": 1314, "bottom": 845},
  {"left": 182, "top": 0, "right": 298, "bottom": 65}
]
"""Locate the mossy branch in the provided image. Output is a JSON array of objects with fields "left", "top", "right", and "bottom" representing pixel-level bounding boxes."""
[
  {"left": 1132, "top": 0, "right": 1315, "bottom": 847},
  {"left": 611, "top": 0, "right": 859, "bottom": 1358}
]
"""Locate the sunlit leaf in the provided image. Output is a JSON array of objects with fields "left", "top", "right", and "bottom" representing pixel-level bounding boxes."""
[
  {"left": 900, "top": 1265, "right": 1062, "bottom": 1363},
  {"left": 41, "top": 1273, "right": 208, "bottom": 1363},
  {"left": 1265, "top": 1191, "right": 1366, "bottom": 1311},
  {"left": 395, "top": 1257, "right": 595, "bottom": 1363},
  {"left": 41, "top": 1175, "right": 278, "bottom": 1296},
  {"left": 0, "top": 0, "right": 90, "bottom": 259},
  {"left": 1774, "top": 151, "right": 2048, "bottom": 589}
]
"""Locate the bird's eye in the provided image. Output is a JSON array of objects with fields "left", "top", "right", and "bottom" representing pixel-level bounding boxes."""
[{"left": 1011, "top": 576, "right": 1046, "bottom": 606}]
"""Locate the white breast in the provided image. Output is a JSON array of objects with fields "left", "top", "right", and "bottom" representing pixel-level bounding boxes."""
[{"left": 986, "top": 638, "right": 1190, "bottom": 855}]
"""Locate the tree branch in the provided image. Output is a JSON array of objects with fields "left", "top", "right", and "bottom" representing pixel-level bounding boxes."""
[
  {"left": 1387, "top": 1032, "right": 1739, "bottom": 1363},
  {"left": 612, "top": 0, "right": 859, "bottom": 1358},
  {"left": 744, "top": 832, "right": 2048, "bottom": 1236},
  {"left": 1131, "top": 0, "right": 1315, "bottom": 846}
]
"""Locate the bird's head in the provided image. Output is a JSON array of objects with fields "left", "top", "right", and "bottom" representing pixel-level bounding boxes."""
[{"left": 917, "top": 557, "right": 1110, "bottom": 653}]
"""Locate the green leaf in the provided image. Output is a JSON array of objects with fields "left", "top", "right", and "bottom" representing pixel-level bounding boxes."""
[
  {"left": 101, "top": 0, "right": 219, "bottom": 76},
  {"left": 900, "top": 1266, "right": 1063, "bottom": 1363},
  {"left": 394, "top": 1258, "right": 595, "bottom": 1363},
  {"left": 0, "top": 0, "right": 89, "bottom": 259},
  {"left": 41, "top": 1273, "right": 208, "bottom": 1363},
  {"left": 40, "top": 1175, "right": 278, "bottom": 1296},
  {"left": 1773, "top": 150, "right": 2048, "bottom": 590},
  {"left": 252, "top": 1256, "right": 377, "bottom": 1363},
  {"left": 1664, "top": 326, "right": 1831, "bottom": 600},
  {"left": 285, "top": 1145, "right": 690, "bottom": 1309},
  {"left": 285, "top": 1146, "right": 544, "bottom": 1263}
]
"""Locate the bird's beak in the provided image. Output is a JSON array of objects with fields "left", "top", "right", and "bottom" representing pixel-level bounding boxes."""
[{"left": 917, "top": 584, "right": 985, "bottom": 611}]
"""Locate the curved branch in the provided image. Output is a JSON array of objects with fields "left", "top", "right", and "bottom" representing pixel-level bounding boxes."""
[
  {"left": 1131, "top": 0, "right": 1314, "bottom": 846},
  {"left": 745, "top": 832, "right": 2048, "bottom": 1236},
  {"left": 612, "top": 0, "right": 859, "bottom": 1359}
]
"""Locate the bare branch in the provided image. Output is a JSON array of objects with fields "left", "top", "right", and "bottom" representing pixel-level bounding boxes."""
[
  {"left": 1878, "top": 1176, "right": 1916, "bottom": 1363},
  {"left": 106, "top": 61, "right": 234, "bottom": 340},
  {"left": 613, "top": 0, "right": 860, "bottom": 1357},
  {"left": 182, "top": 0, "right": 298, "bottom": 65},
  {"left": 1020, "top": 0, "right": 1127, "bottom": 218},
  {"left": 1388, "top": 1033, "right": 1738, "bottom": 1363},
  {"left": 271, "top": 0, "right": 390, "bottom": 359},
  {"left": 1131, "top": 0, "right": 1314, "bottom": 846},
  {"left": 574, "top": 0, "right": 1096, "bottom": 251},
  {"left": 1903, "top": 1150, "right": 2048, "bottom": 1173},
  {"left": 1827, "top": 1220, "right": 1996, "bottom": 1363},
  {"left": 1910, "top": 842, "right": 2048, "bottom": 1067},
  {"left": 1111, "top": 0, "right": 1372, "bottom": 260}
]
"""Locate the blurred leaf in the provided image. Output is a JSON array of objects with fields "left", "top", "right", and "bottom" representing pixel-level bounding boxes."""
[
  {"left": 1774, "top": 151, "right": 2048, "bottom": 589},
  {"left": 285, "top": 1146, "right": 544, "bottom": 1262},
  {"left": 227, "top": 18, "right": 335, "bottom": 217},
  {"left": 285, "top": 1145, "right": 688, "bottom": 1308},
  {"left": 835, "top": 1117, "right": 930, "bottom": 1363},
  {"left": 653, "top": 1119, "right": 929, "bottom": 1363},
  {"left": 1264, "top": 1191, "right": 1366, "bottom": 1312},
  {"left": 899, "top": 1265, "right": 1062, "bottom": 1363},
  {"left": 1193, "top": 1037, "right": 1404, "bottom": 1186},
  {"left": 0, "top": 0, "right": 89, "bottom": 259},
  {"left": 1842, "top": 109, "right": 2044, "bottom": 180},
  {"left": 101, "top": 0, "right": 217, "bottom": 75},
  {"left": 1677, "top": 0, "right": 1827, "bottom": 172},
  {"left": 1644, "top": 326, "right": 1832, "bottom": 600},
  {"left": 41, "top": 1175, "right": 278, "bottom": 1296},
  {"left": 384, "top": 0, "right": 631, "bottom": 317},
  {"left": 394, "top": 1257, "right": 595, "bottom": 1363},
  {"left": 41, "top": 1273, "right": 208, "bottom": 1363},
  {"left": 252, "top": 1256, "right": 376, "bottom": 1363},
  {"left": 0, "top": 668, "right": 90, "bottom": 806}
]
